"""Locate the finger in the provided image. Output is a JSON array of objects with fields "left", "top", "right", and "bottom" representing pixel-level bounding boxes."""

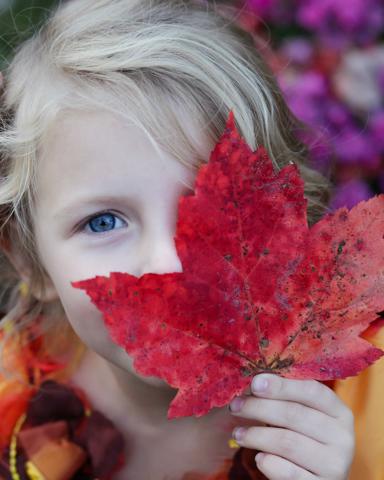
[
  {"left": 255, "top": 452, "right": 317, "bottom": 480},
  {"left": 229, "top": 396, "right": 339, "bottom": 443},
  {"left": 251, "top": 374, "right": 349, "bottom": 420},
  {"left": 232, "top": 426, "right": 333, "bottom": 476}
]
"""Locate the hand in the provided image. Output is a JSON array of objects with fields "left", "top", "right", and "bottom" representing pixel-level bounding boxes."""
[{"left": 229, "top": 374, "right": 355, "bottom": 479}]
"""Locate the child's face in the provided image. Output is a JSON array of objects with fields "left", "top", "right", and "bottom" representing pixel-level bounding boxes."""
[{"left": 32, "top": 109, "right": 206, "bottom": 385}]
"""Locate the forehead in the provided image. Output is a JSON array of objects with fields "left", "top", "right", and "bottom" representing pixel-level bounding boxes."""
[{"left": 34, "top": 109, "right": 198, "bottom": 211}]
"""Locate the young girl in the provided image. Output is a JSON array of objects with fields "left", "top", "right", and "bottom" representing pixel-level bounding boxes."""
[{"left": 0, "top": 0, "right": 361, "bottom": 478}]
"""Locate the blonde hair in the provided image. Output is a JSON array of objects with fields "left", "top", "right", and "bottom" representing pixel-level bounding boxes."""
[{"left": 0, "top": 0, "right": 331, "bottom": 383}]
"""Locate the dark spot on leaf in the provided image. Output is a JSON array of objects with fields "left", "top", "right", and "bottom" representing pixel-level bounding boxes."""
[
  {"left": 321, "top": 232, "right": 332, "bottom": 242},
  {"left": 355, "top": 239, "right": 364, "bottom": 251},
  {"left": 259, "top": 337, "right": 269, "bottom": 348},
  {"left": 274, "top": 356, "right": 294, "bottom": 370},
  {"left": 240, "top": 367, "right": 252, "bottom": 377},
  {"left": 133, "top": 291, "right": 139, "bottom": 296},
  {"left": 108, "top": 289, "right": 112, "bottom": 296},
  {"left": 244, "top": 314, "right": 252, "bottom": 321},
  {"left": 262, "top": 248, "right": 269, "bottom": 255},
  {"left": 224, "top": 254, "right": 232, "bottom": 261},
  {"left": 256, "top": 359, "right": 265, "bottom": 369},
  {"left": 337, "top": 240, "right": 346, "bottom": 255},
  {"left": 242, "top": 245, "right": 249, "bottom": 256}
]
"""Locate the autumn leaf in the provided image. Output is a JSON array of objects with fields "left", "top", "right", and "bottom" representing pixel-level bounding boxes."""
[{"left": 71, "top": 110, "right": 384, "bottom": 418}]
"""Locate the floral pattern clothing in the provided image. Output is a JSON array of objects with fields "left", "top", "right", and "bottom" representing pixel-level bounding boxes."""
[{"left": 0, "top": 379, "right": 265, "bottom": 480}]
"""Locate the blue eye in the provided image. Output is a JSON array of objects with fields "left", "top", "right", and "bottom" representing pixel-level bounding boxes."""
[{"left": 80, "top": 211, "right": 127, "bottom": 234}]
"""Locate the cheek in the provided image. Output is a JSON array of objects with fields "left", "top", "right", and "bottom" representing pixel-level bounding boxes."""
[
  {"left": 60, "top": 287, "right": 114, "bottom": 353},
  {"left": 51, "top": 272, "right": 118, "bottom": 355},
  {"left": 35, "top": 244, "right": 115, "bottom": 355},
  {"left": 56, "top": 278, "right": 169, "bottom": 387}
]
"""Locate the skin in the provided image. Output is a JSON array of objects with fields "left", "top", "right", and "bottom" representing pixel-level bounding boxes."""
[{"left": 6, "top": 108, "right": 355, "bottom": 478}]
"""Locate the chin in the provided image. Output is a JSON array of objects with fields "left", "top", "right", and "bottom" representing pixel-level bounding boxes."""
[{"left": 115, "top": 345, "right": 171, "bottom": 388}]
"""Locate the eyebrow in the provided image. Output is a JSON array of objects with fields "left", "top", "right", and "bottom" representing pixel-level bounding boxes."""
[{"left": 54, "top": 194, "right": 136, "bottom": 219}]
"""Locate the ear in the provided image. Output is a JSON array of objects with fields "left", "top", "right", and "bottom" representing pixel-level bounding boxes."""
[{"left": 0, "top": 237, "right": 59, "bottom": 303}]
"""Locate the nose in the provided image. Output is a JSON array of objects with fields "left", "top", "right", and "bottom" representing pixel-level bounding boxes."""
[{"left": 138, "top": 233, "right": 183, "bottom": 277}]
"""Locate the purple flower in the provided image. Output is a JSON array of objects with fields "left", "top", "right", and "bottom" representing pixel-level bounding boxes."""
[
  {"left": 246, "top": 0, "right": 276, "bottom": 18},
  {"left": 333, "top": 126, "right": 381, "bottom": 168},
  {"left": 297, "top": 0, "right": 384, "bottom": 49},
  {"left": 330, "top": 179, "right": 375, "bottom": 211},
  {"left": 280, "top": 38, "right": 314, "bottom": 66},
  {"left": 369, "top": 110, "right": 384, "bottom": 153},
  {"left": 246, "top": 0, "right": 296, "bottom": 24},
  {"left": 279, "top": 69, "right": 382, "bottom": 169},
  {"left": 279, "top": 71, "right": 329, "bottom": 125},
  {"left": 379, "top": 172, "right": 384, "bottom": 193}
]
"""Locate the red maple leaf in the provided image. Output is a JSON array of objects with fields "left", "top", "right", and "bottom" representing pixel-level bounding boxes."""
[{"left": 71, "top": 110, "right": 384, "bottom": 418}]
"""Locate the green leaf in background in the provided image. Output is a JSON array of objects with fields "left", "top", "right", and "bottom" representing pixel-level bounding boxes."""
[{"left": 0, "top": 0, "right": 59, "bottom": 69}]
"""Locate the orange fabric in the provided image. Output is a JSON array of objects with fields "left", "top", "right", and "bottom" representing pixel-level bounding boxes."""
[
  {"left": 30, "top": 439, "right": 87, "bottom": 480},
  {"left": 333, "top": 326, "right": 384, "bottom": 480}
]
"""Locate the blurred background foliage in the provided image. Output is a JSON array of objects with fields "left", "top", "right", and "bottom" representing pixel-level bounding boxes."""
[
  {"left": 0, "top": 0, "right": 57, "bottom": 62},
  {"left": 0, "top": 0, "right": 383, "bottom": 210}
]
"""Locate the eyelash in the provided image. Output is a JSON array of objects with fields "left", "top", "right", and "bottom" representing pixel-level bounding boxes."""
[{"left": 77, "top": 210, "right": 127, "bottom": 235}]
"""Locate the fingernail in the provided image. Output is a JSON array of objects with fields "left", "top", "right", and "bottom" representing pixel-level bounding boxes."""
[
  {"left": 229, "top": 396, "right": 245, "bottom": 413},
  {"left": 252, "top": 375, "right": 268, "bottom": 393},
  {"left": 232, "top": 426, "right": 246, "bottom": 442}
]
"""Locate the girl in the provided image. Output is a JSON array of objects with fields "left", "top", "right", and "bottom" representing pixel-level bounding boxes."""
[{"left": 0, "top": 0, "right": 357, "bottom": 478}]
